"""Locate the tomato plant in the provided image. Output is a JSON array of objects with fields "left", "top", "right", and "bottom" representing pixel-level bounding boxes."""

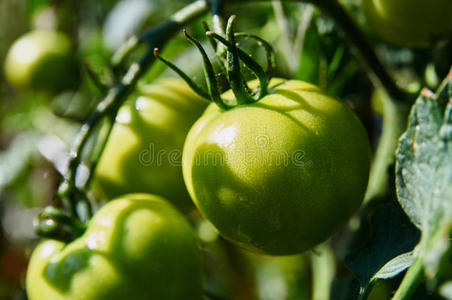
[
  {"left": 26, "top": 194, "right": 203, "bottom": 300},
  {"left": 362, "top": 0, "right": 452, "bottom": 48},
  {"left": 2, "top": 1, "right": 452, "bottom": 300},
  {"left": 4, "top": 30, "right": 79, "bottom": 92},
  {"left": 94, "top": 78, "right": 207, "bottom": 209},
  {"left": 183, "top": 79, "right": 371, "bottom": 255}
]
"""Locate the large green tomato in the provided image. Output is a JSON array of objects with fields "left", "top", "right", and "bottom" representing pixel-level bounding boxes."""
[
  {"left": 94, "top": 78, "right": 208, "bottom": 210},
  {"left": 26, "top": 194, "right": 203, "bottom": 300},
  {"left": 362, "top": 0, "right": 452, "bottom": 48},
  {"left": 4, "top": 30, "right": 79, "bottom": 92},
  {"left": 183, "top": 79, "right": 371, "bottom": 255}
]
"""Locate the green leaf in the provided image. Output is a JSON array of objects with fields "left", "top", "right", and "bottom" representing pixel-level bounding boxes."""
[
  {"left": 345, "top": 203, "right": 420, "bottom": 295},
  {"left": 395, "top": 70, "right": 452, "bottom": 284},
  {"left": 373, "top": 252, "right": 414, "bottom": 281}
]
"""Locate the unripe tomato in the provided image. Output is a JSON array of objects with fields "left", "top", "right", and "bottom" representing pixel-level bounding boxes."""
[
  {"left": 94, "top": 78, "right": 208, "bottom": 210},
  {"left": 4, "top": 30, "right": 79, "bottom": 92},
  {"left": 183, "top": 79, "right": 371, "bottom": 255},
  {"left": 26, "top": 194, "right": 203, "bottom": 300},
  {"left": 362, "top": 0, "right": 452, "bottom": 48}
]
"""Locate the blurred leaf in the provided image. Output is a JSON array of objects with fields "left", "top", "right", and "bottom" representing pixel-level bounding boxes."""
[
  {"left": 295, "top": 17, "right": 322, "bottom": 85},
  {"left": 51, "top": 89, "right": 101, "bottom": 122},
  {"left": 440, "top": 281, "right": 452, "bottom": 300},
  {"left": 37, "top": 134, "right": 68, "bottom": 175},
  {"left": 103, "top": 0, "right": 152, "bottom": 51},
  {"left": 0, "top": 132, "right": 41, "bottom": 193},
  {"left": 27, "top": 0, "right": 51, "bottom": 15},
  {"left": 345, "top": 203, "right": 420, "bottom": 296},
  {"left": 395, "top": 70, "right": 452, "bottom": 285}
]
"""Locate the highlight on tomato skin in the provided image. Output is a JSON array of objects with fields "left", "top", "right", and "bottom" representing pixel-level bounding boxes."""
[
  {"left": 362, "top": 0, "right": 452, "bottom": 48},
  {"left": 25, "top": 193, "right": 204, "bottom": 300},
  {"left": 183, "top": 78, "right": 371, "bottom": 256},
  {"left": 4, "top": 30, "right": 80, "bottom": 93}
]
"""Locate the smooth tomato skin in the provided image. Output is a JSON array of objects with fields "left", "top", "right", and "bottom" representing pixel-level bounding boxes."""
[
  {"left": 183, "top": 79, "right": 371, "bottom": 255},
  {"left": 362, "top": 0, "right": 452, "bottom": 48},
  {"left": 94, "top": 78, "right": 208, "bottom": 210},
  {"left": 26, "top": 194, "right": 203, "bottom": 300},
  {"left": 4, "top": 30, "right": 79, "bottom": 92}
]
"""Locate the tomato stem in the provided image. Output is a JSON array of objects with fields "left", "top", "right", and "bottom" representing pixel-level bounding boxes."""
[
  {"left": 202, "top": 21, "right": 219, "bottom": 50},
  {"left": 225, "top": 16, "right": 256, "bottom": 105},
  {"left": 207, "top": 31, "right": 269, "bottom": 100},
  {"left": 183, "top": 30, "right": 232, "bottom": 110},
  {"left": 234, "top": 33, "right": 276, "bottom": 80},
  {"left": 153, "top": 48, "right": 211, "bottom": 100}
]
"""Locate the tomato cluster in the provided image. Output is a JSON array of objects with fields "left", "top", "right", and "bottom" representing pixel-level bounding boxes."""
[
  {"left": 95, "top": 77, "right": 370, "bottom": 256},
  {"left": 23, "top": 76, "right": 370, "bottom": 299},
  {"left": 6, "top": 0, "right": 452, "bottom": 296},
  {"left": 7, "top": 8, "right": 383, "bottom": 299}
]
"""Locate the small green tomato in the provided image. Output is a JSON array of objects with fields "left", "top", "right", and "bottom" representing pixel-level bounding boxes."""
[{"left": 4, "top": 30, "right": 79, "bottom": 92}]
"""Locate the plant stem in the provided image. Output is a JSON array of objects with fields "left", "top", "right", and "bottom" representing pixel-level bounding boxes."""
[
  {"left": 59, "top": 0, "right": 210, "bottom": 220},
  {"left": 364, "top": 90, "right": 411, "bottom": 201},
  {"left": 391, "top": 257, "right": 424, "bottom": 300}
]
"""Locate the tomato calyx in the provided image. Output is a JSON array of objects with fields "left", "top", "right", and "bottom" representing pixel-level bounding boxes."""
[
  {"left": 33, "top": 206, "right": 86, "bottom": 243},
  {"left": 154, "top": 15, "right": 275, "bottom": 110}
]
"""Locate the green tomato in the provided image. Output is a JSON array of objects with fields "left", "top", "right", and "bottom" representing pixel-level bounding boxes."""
[
  {"left": 94, "top": 78, "right": 208, "bottom": 210},
  {"left": 4, "top": 30, "right": 79, "bottom": 92},
  {"left": 362, "top": 0, "right": 452, "bottom": 48},
  {"left": 26, "top": 193, "right": 203, "bottom": 300},
  {"left": 183, "top": 79, "right": 371, "bottom": 255}
]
